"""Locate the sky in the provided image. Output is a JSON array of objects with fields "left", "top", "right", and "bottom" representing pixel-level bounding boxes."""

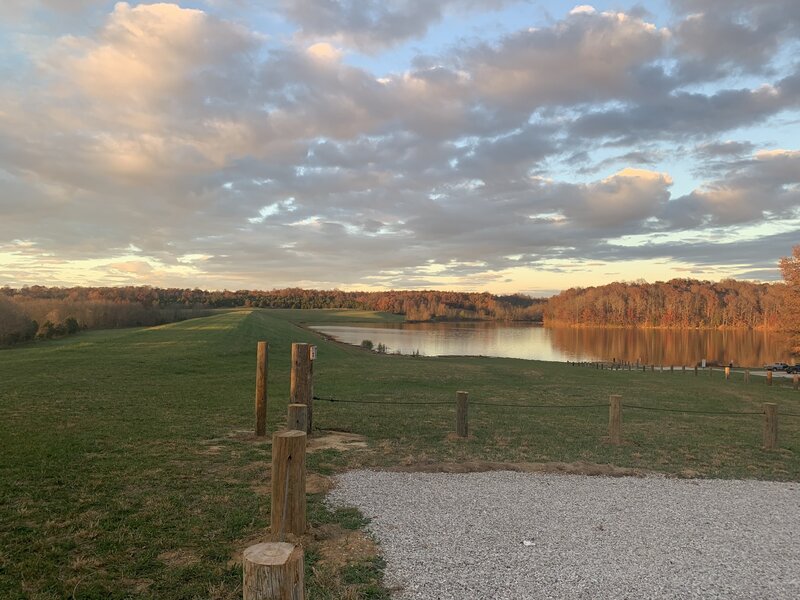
[{"left": 0, "top": 0, "right": 798, "bottom": 295}]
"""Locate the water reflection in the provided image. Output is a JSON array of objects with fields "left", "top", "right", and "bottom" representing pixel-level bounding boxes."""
[{"left": 312, "top": 322, "right": 793, "bottom": 366}]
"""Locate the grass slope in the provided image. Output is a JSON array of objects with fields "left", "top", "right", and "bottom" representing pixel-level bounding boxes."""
[{"left": 1, "top": 308, "right": 799, "bottom": 598}]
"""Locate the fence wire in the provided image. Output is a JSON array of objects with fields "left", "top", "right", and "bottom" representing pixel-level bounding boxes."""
[
  {"left": 624, "top": 404, "right": 762, "bottom": 416},
  {"left": 314, "top": 396, "right": 799, "bottom": 417},
  {"left": 313, "top": 395, "right": 451, "bottom": 406}
]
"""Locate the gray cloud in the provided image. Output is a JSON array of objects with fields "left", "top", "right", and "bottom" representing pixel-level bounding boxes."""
[
  {"left": 279, "top": 0, "right": 517, "bottom": 52},
  {"left": 670, "top": 0, "right": 800, "bottom": 80}
]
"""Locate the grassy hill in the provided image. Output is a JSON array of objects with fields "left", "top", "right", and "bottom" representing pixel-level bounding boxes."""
[{"left": 2, "top": 309, "right": 799, "bottom": 598}]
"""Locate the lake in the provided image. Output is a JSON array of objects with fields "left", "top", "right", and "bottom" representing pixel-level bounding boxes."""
[{"left": 311, "top": 322, "right": 794, "bottom": 366}]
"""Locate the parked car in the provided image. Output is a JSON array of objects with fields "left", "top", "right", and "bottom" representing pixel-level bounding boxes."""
[
  {"left": 787, "top": 364, "right": 800, "bottom": 374},
  {"left": 763, "top": 362, "right": 789, "bottom": 372}
]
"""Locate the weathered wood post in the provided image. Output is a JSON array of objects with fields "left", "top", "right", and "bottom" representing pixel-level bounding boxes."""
[
  {"left": 694, "top": 365, "right": 698, "bottom": 376},
  {"left": 270, "top": 430, "right": 306, "bottom": 537},
  {"left": 767, "top": 370, "right": 773, "bottom": 386},
  {"left": 287, "top": 404, "right": 308, "bottom": 433},
  {"left": 290, "top": 343, "right": 313, "bottom": 434},
  {"left": 243, "top": 542, "right": 304, "bottom": 600},
  {"left": 456, "top": 391, "right": 469, "bottom": 438},
  {"left": 745, "top": 369, "right": 750, "bottom": 384},
  {"left": 682, "top": 365, "right": 686, "bottom": 374},
  {"left": 794, "top": 373, "right": 799, "bottom": 391},
  {"left": 670, "top": 365, "right": 674, "bottom": 373},
  {"left": 763, "top": 403, "right": 777, "bottom": 451},
  {"left": 255, "top": 341, "right": 269, "bottom": 437},
  {"left": 725, "top": 366, "right": 730, "bottom": 381},
  {"left": 609, "top": 394, "right": 622, "bottom": 445}
]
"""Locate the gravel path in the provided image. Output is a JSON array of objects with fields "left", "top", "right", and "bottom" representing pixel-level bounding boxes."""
[{"left": 327, "top": 471, "right": 800, "bottom": 599}]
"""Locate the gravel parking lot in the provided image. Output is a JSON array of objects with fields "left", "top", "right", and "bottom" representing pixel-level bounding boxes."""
[{"left": 328, "top": 471, "right": 800, "bottom": 599}]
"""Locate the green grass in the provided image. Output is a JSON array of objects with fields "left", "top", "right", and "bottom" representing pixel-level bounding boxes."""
[{"left": 1, "top": 309, "right": 799, "bottom": 598}]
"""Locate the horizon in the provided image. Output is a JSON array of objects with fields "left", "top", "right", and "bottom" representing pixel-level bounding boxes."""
[
  {"left": 1, "top": 1, "right": 799, "bottom": 293},
  {"left": 2, "top": 272, "right": 786, "bottom": 299}
]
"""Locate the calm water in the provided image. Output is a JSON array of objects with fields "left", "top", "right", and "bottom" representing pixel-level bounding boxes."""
[{"left": 312, "top": 322, "right": 794, "bottom": 366}]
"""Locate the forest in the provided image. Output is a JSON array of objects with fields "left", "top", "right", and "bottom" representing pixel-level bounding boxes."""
[{"left": 544, "top": 279, "right": 789, "bottom": 329}]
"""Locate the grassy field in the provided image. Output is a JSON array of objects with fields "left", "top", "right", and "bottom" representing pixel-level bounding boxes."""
[{"left": 1, "top": 308, "right": 799, "bottom": 599}]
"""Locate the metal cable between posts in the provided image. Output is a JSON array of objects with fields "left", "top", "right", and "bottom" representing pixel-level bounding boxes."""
[
  {"left": 313, "top": 395, "right": 451, "bottom": 406},
  {"left": 624, "top": 404, "right": 762, "bottom": 416},
  {"left": 313, "top": 396, "right": 799, "bottom": 417},
  {"left": 471, "top": 402, "right": 608, "bottom": 409}
]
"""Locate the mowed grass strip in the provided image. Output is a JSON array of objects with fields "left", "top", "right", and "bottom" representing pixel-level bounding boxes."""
[{"left": 1, "top": 308, "right": 799, "bottom": 598}]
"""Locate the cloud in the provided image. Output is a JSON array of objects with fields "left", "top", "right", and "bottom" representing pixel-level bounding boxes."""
[
  {"left": 664, "top": 149, "right": 800, "bottom": 228},
  {"left": 461, "top": 10, "right": 669, "bottom": 111},
  {"left": 279, "top": 0, "right": 516, "bottom": 53},
  {"left": 670, "top": 0, "right": 800, "bottom": 80}
]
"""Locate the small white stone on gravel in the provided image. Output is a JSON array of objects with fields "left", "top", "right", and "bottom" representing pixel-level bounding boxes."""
[{"left": 327, "top": 471, "right": 800, "bottom": 599}]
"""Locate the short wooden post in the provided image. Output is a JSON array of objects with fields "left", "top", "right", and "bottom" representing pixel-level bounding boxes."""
[
  {"left": 794, "top": 374, "right": 799, "bottom": 391},
  {"left": 609, "top": 394, "right": 622, "bottom": 445},
  {"left": 682, "top": 365, "right": 686, "bottom": 374},
  {"left": 456, "top": 391, "right": 468, "bottom": 438},
  {"left": 290, "top": 343, "right": 313, "bottom": 434},
  {"left": 270, "top": 431, "right": 306, "bottom": 537},
  {"left": 725, "top": 366, "right": 730, "bottom": 380},
  {"left": 694, "top": 365, "right": 698, "bottom": 376},
  {"left": 767, "top": 370, "right": 773, "bottom": 386},
  {"left": 243, "top": 542, "right": 304, "bottom": 600},
  {"left": 255, "top": 341, "right": 269, "bottom": 437},
  {"left": 763, "top": 403, "right": 777, "bottom": 451},
  {"left": 287, "top": 404, "right": 307, "bottom": 433},
  {"left": 651, "top": 364, "right": 654, "bottom": 372},
  {"left": 670, "top": 365, "right": 674, "bottom": 373}
]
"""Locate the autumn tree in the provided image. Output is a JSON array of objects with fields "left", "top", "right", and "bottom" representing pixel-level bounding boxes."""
[{"left": 780, "top": 245, "right": 800, "bottom": 354}]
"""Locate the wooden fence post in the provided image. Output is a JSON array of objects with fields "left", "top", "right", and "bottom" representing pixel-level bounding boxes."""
[
  {"left": 287, "top": 404, "right": 308, "bottom": 433},
  {"left": 794, "top": 373, "right": 799, "bottom": 391},
  {"left": 682, "top": 365, "right": 686, "bottom": 374},
  {"left": 670, "top": 365, "right": 674, "bottom": 373},
  {"left": 609, "top": 394, "right": 622, "bottom": 445},
  {"left": 725, "top": 366, "right": 730, "bottom": 381},
  {"left": 290, "top": 343, "right": 313, "bottom": 434},
  {"left": 255, "top": 341, "right": 268, "bottom": 437},
  {"left": 763, "top": 403, "right": 777, "bottom": 451},
  {"left": 767, "top": 370, "right": 773, "bottom": 386},
  {"left": 243, "top": 542, "right": 304, "bottom": 600},
  {"left": 745, "top": 369, "right": 750, "bottom": 384},
  {"left": 270, "top": 430, "right": 306, "bottom": 538},
  {"left": 694, "top": 365, "right": 698, "bottom": 376},
  {"left": 456, "top": 391, "right": 469, "bottom": 438}
]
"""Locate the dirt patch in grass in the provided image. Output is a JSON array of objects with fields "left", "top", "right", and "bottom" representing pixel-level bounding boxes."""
[
  {"left": 314, "top": 524, "right": 379, "bottom": 570},
  {"left": 387, "top": 459, "right": 649, "bottom": 477},
  {"left": 158, "top": 549, "right": 201, "bottom": 568},
  {"left": 308, "top": 431, "right": 368, "bottom": 453}
]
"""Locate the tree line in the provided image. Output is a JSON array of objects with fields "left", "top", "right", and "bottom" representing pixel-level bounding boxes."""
[
  {"left": 0, "top": 287, "right": 545, "bottom": 346},
  {"left": 543, "top": 278, "right": 788, "bottom": 330}
]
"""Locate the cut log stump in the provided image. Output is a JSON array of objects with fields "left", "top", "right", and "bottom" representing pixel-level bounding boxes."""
[{"left": 243, "top": 542, "right": 304, "bottom": 600}]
